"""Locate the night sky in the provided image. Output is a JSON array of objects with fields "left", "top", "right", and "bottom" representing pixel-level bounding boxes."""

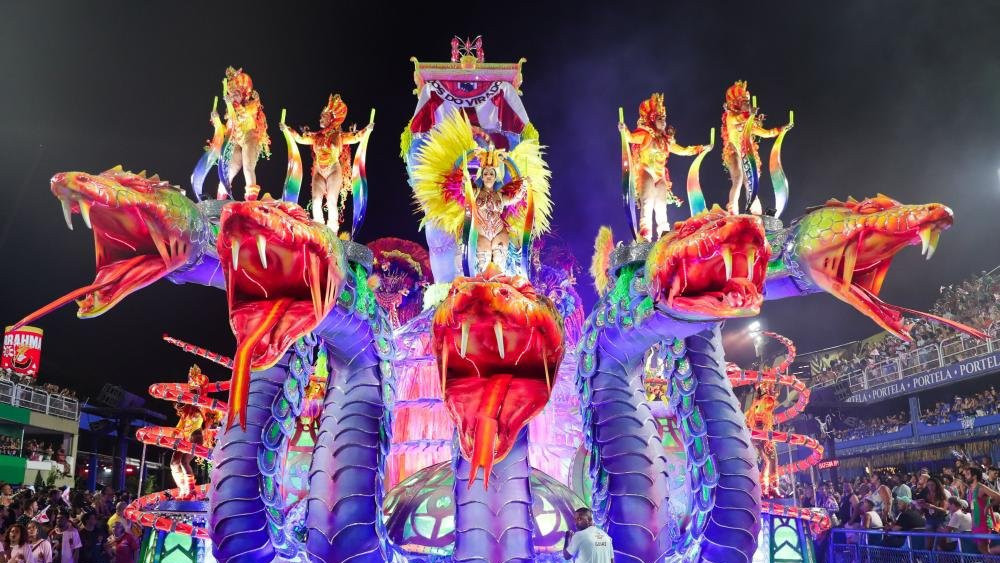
[{"left": 2, "top": 3, "right": 999, "bottom": 405}]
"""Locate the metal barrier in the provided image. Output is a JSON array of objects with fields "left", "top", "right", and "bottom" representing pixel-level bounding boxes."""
[
  {"left": 16, "top": 385, "right": 49, "bottom": 412},
  {"left": 814, "top": 333, "right": 998, "bottom": 392},
  {"left": 0, "top": 379, "right": 79, "bottom": 420},
  {"left": 0, "top": 380, "right": 13, "bottom": 405},
  {"left": 829, "top": 527, "right": 1000, "bottom": 563}
]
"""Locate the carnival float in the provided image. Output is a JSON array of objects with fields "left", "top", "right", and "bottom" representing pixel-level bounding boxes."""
[{"left": 6, "top": 36, "right": 991, "bottom": 563}]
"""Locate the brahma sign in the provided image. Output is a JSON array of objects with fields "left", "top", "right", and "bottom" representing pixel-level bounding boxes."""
[{"left": 2, "top": 326, "right": 44, "bottom": 376}]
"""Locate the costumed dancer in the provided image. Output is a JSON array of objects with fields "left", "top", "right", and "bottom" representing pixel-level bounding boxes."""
[
  {"left": 214, "top": 67, "right": 271, "bottom": 200},
  {"left": 169, "top": 365, "right": 221, "bottom": 499},
  {"left": 619, "top": 93, "right": 708, "bottom": 240},
  {"left": 722, "top": 81, "right": 792, "bottom": 214},
  {"left": 280, "top": 94, "right": 373, "bottom": 229},
  {"left": 411, "top": 111, "right": 552, "bottom": 276},
  {"left": 744, "top": 382, "right": 779, "bottom": 496}
]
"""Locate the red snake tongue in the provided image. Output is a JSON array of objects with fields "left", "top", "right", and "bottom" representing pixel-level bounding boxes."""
[
  {"left": 228, "top": 298, "right": 293, "bottom": 429},
  {"left": 466, "top": 374, "right": 512, "bottom": 489},
  {"left": 853, "top": 284, "right": 988, "bottom": 340},
  {"left": 10, "top": 255, "right": 148, "bottom": 330},
  {"left": 446, "top": 373, "right": 551, "bottom": 490}
]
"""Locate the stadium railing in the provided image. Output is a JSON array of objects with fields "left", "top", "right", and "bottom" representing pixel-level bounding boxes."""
[
  {"left": 829, "top": 527, "right": 1000, "bottom": 563},
  {"left": 815, "top": 333, "right": 1000, "bottom": 393},
  {"left": 0, "top": 379, "right": 79, "bottom": 420}
]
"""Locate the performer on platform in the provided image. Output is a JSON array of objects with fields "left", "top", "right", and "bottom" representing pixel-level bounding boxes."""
[
  {"left": 410, "top": 111, "right": 552, "bottom": 275},
  {"left": 619, "top": 93, "right": 708, "bottom": 240},
  {"left": 721, "top": 81, "right": 792, "bottom": 215},
  {"left": 280, "top": 94, "right": 373, "bottom": 229},
  {"left": 745, "top": 382, "right": 779, "bottom": 496},
  {"left": 169, "top": 365, "right": 218, "bottom": 499},
  {"left": 467, "top": 147, "right": 530, "bottom": 269},
  {"left": 214, "top": 67, "right": 270, "bottom": 200}
]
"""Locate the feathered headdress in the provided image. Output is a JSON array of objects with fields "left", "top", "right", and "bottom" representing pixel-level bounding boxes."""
[
  {"left": 321, "top": 94, "right": 348, "bottom": 128},
  {"left": 411, "top": 111, "right": 552, "bottom": 238},
  {"left": 638, "top": 93, "right": 666, "bottom": 126},
  {"left": 187, "top": 364, "right": 209, "bottom": 387},
  {"left": 224, "top": 67, "right": 253, "bottom": 100},
  {"left": 726, "top": 80, "right": 750, "bottom": 110}
]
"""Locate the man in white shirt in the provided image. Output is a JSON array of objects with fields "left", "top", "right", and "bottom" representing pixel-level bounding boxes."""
[
  {"left": 55, "top": 510, "right": 82, "bottom": 563},
  {"left": 563, "top": 508, "right": 614, "bottom": 563},
  {"left": 945, "top": 498, "right": 972, "bottom": 532},
  {"left": 939, "top": 497, "right": 972, "bottom": 552}
]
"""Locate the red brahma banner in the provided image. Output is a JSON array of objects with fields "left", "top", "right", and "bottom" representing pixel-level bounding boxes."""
[{"left": 2, "top": 326, "right": 44, "bottom": 376}]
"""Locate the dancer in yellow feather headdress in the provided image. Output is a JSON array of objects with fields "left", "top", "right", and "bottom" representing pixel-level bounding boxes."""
[{"left": 411, "top": 111, "right": 552, "bottom": 273}]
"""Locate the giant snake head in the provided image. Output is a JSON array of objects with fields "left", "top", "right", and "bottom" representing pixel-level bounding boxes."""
[
  {"left": 646, "top": 208, "right": 770, "bottom": 321},
  {"left": 776, "top": 195, "right": 985, "bottom": 341},
  {"left": 217, "top": 198, "right": 346, "bottom": 428},
  {"left": 14, "top": 167, "right": 209, "bottom": 328},
  {"left": 431, "top": 264, "right": 564, "bottom": 489}
]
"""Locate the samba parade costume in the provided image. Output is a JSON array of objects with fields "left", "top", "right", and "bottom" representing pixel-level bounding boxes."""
[
  {"left": 169, "top": 366, "right": 222, "bottom": 499},
  {"left": 620, "top": 93, "right": 707, "bottom": 240},
  {"left": 411, "top": 110, "right": 552, "bottom": 275},
  {"left": 722, "top": 81, "right": 792, "bottom": 215},
  {"left": 210, "top": 67, "right": 271, "bottom": 201},
  {"left": 281, "top": 95, "right": 372, "bottom": 229},
  {"left": 745, "top": 382, "right": 780, "bottom": 496}
]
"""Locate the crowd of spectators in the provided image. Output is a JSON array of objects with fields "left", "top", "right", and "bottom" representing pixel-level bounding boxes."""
[
  {"left": 921, "top": 387, "right": 1000, "bottom": 425},
  {"left": 0, "top": 438, "right": 20, "bottom": 458},
  {"left": 0, "top": 483, "right": 140, "bottom": 562},
  {"left": 830, "top": 411, "right": 909, "bottom": 441},
  {"left": 0, "top": 369, "right": 78, "bottom": 400},
  {"left": 810, "top": 268, "right": 999, "bottom": 387},
  {"left": 820, "top": 457, "right": 1000, "bottom": 553},
  {"left": 0, "top": 438, "right": 67, "bottom": 466}
]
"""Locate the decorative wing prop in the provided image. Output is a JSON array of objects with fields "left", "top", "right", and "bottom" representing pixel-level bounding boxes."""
[
  {"left": 769, "top": 110, "right": 794, "bottom": 218},
  {"left": 190, "top": 96, "right": 226, "bottom": 201},
  {"left": 618, "top": 107, "right": 640, "bottom": 240},
  {"left": 279, "top": 108, "right": 303, "bottom": 204},
  {"left": 350, "top": 108, "right": 376, "bottom": 239},
  {"left": 686, "top": 127, "right": 715, "bottom": 217}
]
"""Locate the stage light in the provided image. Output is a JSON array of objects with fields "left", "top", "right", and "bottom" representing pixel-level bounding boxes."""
[{"left": 748, "top": 321, "right": 762, "bottom": 333}]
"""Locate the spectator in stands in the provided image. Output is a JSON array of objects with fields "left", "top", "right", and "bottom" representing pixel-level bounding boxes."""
[
  {"left": 915, "top": 476, "right": 949, "bottom": 531},
  {"left": 962, "top": 466, "right": 1000, "bottom": 554},
  {"left": 938, "top": 497, "right": 972, "bottom": 552},
  {"left": 53, "top": 508, "right": 81, "bottom": 563},
  {"left": 885, "top": 495, "right": 926, "bottom": 548},
  {"left": 837, "top": 483, "right": 859, "bottom": 527},
  {"left": 867, "top": 473, "right": 892, "bottom": 522},
  {"left": 858, "top": 498, "right": 883, "bottom": 530},
  {"left": 103, "top": 521, "right": 137, "bottom": 563},
  {"left": 104, "top": 504, "right": 138, "bottom": 540},
  {"left": 27, "top": 521, "right": 53, "bottom": 563},
  {"left": 987, "top": 467, "right": 1000, "bottom": 491},
  {"left": 804, "top": 488, "right": 816, "bottom": 509},
  {"left": 2, "top": 523, "right": 32, "bottom": 563},
  {"left": 77, "top": 511, "right": 108, "bottom": 563},
  {"left": 0, "top": 485, "right": 13, "bottom": 509},
  {"left": 45, "top": 489, "right": 66, "bottom": 513}
]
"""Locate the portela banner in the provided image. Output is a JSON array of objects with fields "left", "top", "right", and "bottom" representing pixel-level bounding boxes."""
[
  {"left": 847, "top": 350, "right": 1000, "bottom": 403},
  {"left": 1, "top": 326, "right": 44, "bottom": 376}
]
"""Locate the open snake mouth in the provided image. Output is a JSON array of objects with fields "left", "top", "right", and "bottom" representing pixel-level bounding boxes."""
[
  {"left": 12, "top": 171, "right": 195, "bottom": 329},
  {"left": 217, "top": 200, "right": 344, "bottom": 427},
  {"left": 648, "top": 212, "right": 769, "bottom": 320},
  {"left": 802, "top": 202, "right": 985, "bottom": 341},
  {"left": 432, "top": 266, "right": 564, "bottom": 488}
]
